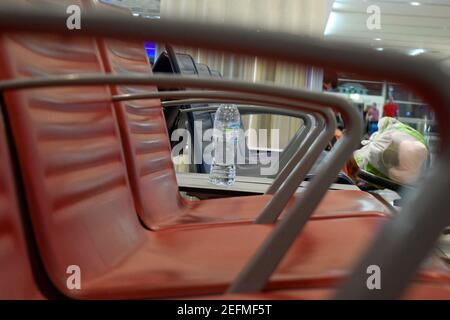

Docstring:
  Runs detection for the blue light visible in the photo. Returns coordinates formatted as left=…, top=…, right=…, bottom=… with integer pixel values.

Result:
left=144, top=41, right=157, bottom=64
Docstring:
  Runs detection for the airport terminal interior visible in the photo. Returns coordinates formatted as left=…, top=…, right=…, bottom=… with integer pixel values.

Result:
left=0, top=0, right=449, bottom=301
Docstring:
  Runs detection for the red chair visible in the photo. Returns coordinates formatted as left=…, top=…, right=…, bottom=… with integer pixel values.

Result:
left=0, top=28, right=380, bottom=300
left=0, top=0, right=447, bottom=300
left=95, top=35, right=390, bottom=230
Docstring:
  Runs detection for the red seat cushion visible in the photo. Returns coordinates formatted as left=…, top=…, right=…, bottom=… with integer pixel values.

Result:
left=155, top=191, right=390, bottom=230
left=58, top=217, right=388, bottom=298
left=56, top=217, right=449, bottom=299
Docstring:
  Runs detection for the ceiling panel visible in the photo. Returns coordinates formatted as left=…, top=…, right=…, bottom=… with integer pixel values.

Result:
left=325, top=0, right=450, bottom=61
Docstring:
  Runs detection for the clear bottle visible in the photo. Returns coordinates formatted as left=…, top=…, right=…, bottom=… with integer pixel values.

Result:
left=209, top=104, right=241, bottom=186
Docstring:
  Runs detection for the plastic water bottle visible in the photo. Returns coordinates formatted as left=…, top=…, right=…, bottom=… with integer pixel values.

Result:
left=209, top=104, right=241, bottom=186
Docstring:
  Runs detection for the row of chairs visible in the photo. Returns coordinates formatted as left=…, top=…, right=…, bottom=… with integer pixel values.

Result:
left=153, top=45, right=356, bottom=185
left=0, top=0, right=448, bottom=299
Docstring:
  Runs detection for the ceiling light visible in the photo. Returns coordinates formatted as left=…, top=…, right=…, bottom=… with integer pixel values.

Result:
left=374, top=38, right=382, bottom=41
left=375, top=48, right=384, bottom=51
left=349, top=93, right=361, bottom=102
left=410, top=2, right=421, bottom=6
left=324, top=12, right=337, bottom=36
left=409, top=48, right=425, bottom=56
left=332, top=1, right=343, bottom=10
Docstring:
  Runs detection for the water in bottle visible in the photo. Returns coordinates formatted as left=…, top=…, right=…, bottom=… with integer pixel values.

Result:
left=209, top=104, right=241, bottom=186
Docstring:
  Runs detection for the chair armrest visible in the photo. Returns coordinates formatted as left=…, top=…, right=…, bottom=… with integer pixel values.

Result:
left=357, top=169, right=415, bottom=193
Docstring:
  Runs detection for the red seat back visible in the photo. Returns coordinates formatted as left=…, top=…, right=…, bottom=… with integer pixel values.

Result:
left=98, top=38, right=186, bottom=229
left=0, top=0, right=146, bottom=295
left=93, top=2, right=186, bottom=229
left=0, top=106, right=42, bottom=299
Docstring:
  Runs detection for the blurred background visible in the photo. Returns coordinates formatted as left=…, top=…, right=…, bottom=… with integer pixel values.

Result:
left=100, top=0, right=449, bottom=160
